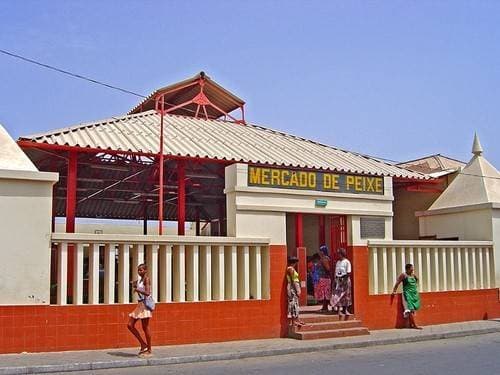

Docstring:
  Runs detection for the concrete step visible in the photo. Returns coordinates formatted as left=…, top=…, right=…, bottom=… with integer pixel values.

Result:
left=293, top=319, right=364, bottom=332
left=289, top=327, right=370, bottom=340
left=301, top=314, right=343, bottom=323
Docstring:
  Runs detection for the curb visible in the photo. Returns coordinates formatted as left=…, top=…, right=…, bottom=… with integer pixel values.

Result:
left=1, top=327, right=499, bottom=374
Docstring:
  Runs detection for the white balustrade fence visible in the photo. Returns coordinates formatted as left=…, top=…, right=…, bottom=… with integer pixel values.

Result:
left=368, top=240, right=495, bottom=295
left=51, top=233, right=270, bottom=305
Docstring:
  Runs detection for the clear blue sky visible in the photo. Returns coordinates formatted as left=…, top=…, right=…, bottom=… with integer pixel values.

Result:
left=1, top=1, right=499, bottom=167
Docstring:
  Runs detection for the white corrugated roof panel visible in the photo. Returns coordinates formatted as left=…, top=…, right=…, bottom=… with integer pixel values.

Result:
left=20, top=111, right=426, bottom=179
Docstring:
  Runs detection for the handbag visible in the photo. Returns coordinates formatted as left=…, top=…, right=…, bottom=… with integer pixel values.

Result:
left=143, top=295, right=156, bottom=311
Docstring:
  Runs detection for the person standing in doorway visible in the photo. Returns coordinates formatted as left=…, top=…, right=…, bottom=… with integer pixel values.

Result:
left=331, top=248, right=352, bottom=317
left=392, top=263, right=422, bottom=329
left=314, top=245, right=332, bottom=312
left=286, top=257, right=305, bottom=327
left=127, top=263, right=153, bottom=356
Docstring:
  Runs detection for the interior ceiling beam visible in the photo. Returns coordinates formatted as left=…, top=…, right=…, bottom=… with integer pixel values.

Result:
left=77, top=167, right=152, bottom=204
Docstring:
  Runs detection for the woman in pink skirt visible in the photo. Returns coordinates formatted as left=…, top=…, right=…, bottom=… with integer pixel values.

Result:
left=127, top=263, right=152, bottom=356
left=314, top=245, right=332, bottom=312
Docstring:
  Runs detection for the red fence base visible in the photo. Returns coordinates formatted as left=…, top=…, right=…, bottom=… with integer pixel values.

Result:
left=0, top=245, right=289, bottom=354
left=350, top=245, right=500, bottom=330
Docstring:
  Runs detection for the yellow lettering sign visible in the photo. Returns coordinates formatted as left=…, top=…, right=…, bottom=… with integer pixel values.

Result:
left=281, top=170, right=290, bottom=186
left=355, top=176, right=363, bottom=191
left=346, top=175, right=355, bottom=191
left=271, top=169, right=280, bottom=185
left=249, top=167, right=261, bottom=185
left=323, top=174, right=331, bottom=189
left=248, top=167, right=383, bottom=195
left=261, top=168, right=270, bottom=185
left=332, top=174, right=339, bottom=189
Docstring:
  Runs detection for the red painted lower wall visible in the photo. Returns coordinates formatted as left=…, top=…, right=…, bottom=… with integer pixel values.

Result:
left=0, top=245, right=288, bottom=354
left=1, top=244, right=499, bottom=354
left=350, top=246, right=500, bottom=330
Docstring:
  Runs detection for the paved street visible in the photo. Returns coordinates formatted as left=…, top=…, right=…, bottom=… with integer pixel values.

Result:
left=59, top=332, right=500, bottom=375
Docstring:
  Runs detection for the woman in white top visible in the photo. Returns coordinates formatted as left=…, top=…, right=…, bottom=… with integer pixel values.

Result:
left=331, top=248, right=352, bottom=317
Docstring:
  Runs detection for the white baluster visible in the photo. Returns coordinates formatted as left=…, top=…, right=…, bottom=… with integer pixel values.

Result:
left=57, top=242, right=68, bottom=305
left=104, top=243, right=116, bottom=304
left=212, top=245, right=225, bottom=301
left=433, top=247, right=440, bottom=292
left=173, top=245, right=185, bottom=302
left=391, top=247, right=397, bottom=287
left=237, top=245, right=250, bottom=300
left=72, top=243, right=84, bottom=305
left=478, top=247, right=484, bottom=289
left=441, top=248, right=447, bottom=291
left=261, top=246, right=270, bottom=299
left=225, top=245, right=238, bottom=300
left=131, top=244, right=144, bottom=302
left=199, top=245, right=212, bottom=301
left=464, top=247, right=470, bottom=290
left=88, top=243, right=100, bottom=304
left=456, top=247, right=463, bottom=290
left=485, top=247, right=491, bottom=289
left=118, top=244, right=130, bottom=303
left=399, top=247, right=405, bottom=273
left=186, top=245, right=199, bottom=302
left=409, top=247, right=414, bottom=267
left=146, top=244, right=159, bottom=302
left=471, top=248, right=477, bottom=289
left=382, top=247, right=388, bottom=294
left=416, top=248, right=423, bottom=289
left=250, top=246, right=262, bottom=300
left=159, top=244, right=172, bottom=302
left=425, top=247, right=432, bottom=292
left=371, top=247, right=379, bottom=295
left=449, top=248, right=455, bottom=291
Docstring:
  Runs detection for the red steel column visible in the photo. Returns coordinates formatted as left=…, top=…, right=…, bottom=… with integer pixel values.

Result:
left=319, top=215, right=325, bottom=246
left=295, top=213, right=303, bottom=248
left=296, top=246, right=307, bottom=306
left=158, top=106, right=165, bottom=235
left=177, top=160, right=186, bottom=235
left=218, top=203, right=226, bottom=236
left=195, top=209, right=200, bottom=236
left=66, top=151, right=77, bottom=297
left=295, top=213, right=306, bottom=305
left=66, top=151, right=77, bottom=233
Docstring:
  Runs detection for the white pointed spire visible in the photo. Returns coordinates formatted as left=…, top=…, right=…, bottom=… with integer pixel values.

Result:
left=472, top=132, right=483, bottom=156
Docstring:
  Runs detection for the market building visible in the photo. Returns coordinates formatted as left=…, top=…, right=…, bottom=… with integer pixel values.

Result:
left=0, top=73, right=498, bottom=353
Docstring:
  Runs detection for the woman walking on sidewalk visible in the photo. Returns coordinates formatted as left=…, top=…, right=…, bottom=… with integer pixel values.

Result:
left=287, top=256, right=305, bottom=328
left=331, top=248, right=352, bottom=317
left=128, top=263, right=154, bottom=356
left=392, top=263, right=422, bottom=329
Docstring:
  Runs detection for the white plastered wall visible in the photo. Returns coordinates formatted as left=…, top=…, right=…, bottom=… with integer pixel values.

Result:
left=348, top=215, right=394, bottom=246
left=493, top=210, right=500, bottom=285
left=418, top=207, right=499, bottom=286
left=226, top=164, right=394, bottom=246
left=418, top=209, right=493, bottom=241
left=0, top=170, right=58, bottom=304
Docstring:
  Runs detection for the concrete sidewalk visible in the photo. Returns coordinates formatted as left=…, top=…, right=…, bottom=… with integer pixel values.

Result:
left=1, top=320, right=499, bottom=375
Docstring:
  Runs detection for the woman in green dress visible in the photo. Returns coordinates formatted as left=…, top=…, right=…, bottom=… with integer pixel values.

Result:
left=392, top=263, right=422, bottom=329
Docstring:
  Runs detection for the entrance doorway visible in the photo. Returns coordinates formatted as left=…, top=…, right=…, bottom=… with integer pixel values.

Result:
left=286, top=213, right=348, bottom=305
left=286, top=214, right=347, bottom=258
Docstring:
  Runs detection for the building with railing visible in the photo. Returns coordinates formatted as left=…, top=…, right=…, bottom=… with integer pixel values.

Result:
left=0, top=73, right=498, bottom=353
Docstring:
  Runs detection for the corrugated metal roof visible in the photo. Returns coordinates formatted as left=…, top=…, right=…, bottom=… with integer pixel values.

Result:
left=128, top=72, right=245, bottom=118
left=20, top=111, right=426, bottom=179
left=398, top=154, right=465, bottom=174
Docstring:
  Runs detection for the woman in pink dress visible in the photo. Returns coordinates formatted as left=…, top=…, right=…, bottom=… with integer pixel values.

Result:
left=127, top=264, right=153, bottom=356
